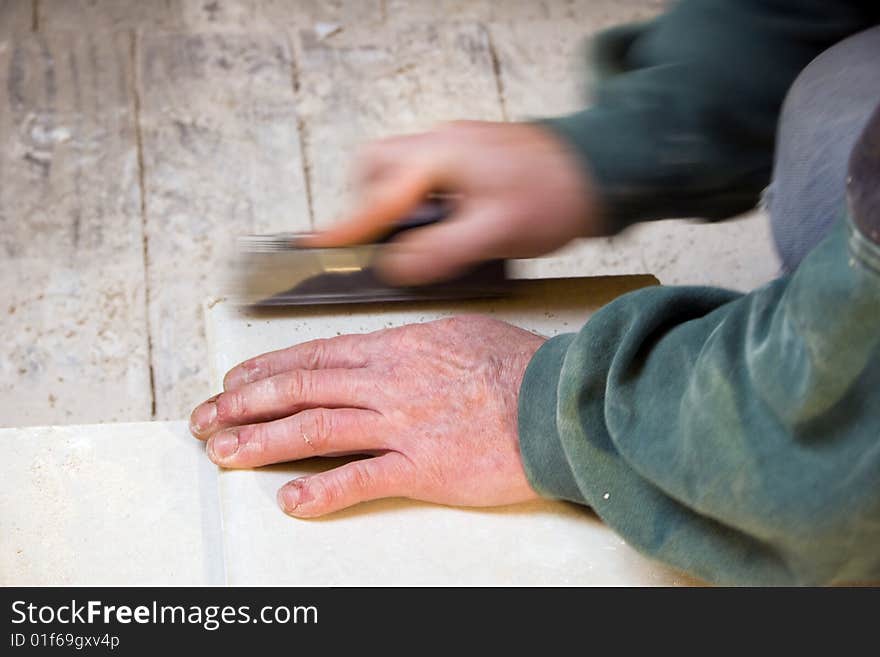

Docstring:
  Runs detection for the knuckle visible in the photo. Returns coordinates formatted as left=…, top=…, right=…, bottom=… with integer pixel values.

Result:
left=238, top=424, right=267, bottom=456
left=423, top=459, right=449, bottom=492
left=215, top=391, right=243, bottom=422
left=346, top=461, right=374, bottom=494
left=305, top=339, right=330, bottom=369
left=310, top=463, right=375, bottom=512
left=221, top=369, right=236, bottom=390
left=246, top=357, right=265, bottom=379
left=281, top=370, right=308, bottom=401
left=441, top=315, right=465, bottom=329
left=440, top=314, right=481, bottom=337
left=224, top=358, right=261, bottom=389
left=300, top=409, right=333, bottom=451
left=385, top=324, right=422, bottom=351
left=308, top=475, right=339, bottom=509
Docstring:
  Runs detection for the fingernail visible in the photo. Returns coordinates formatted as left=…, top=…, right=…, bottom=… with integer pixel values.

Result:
left=278, top=479, right=313, bottom=515
left=190, top=401, right=217, bottom=435
left=208, top=431, right=239, bottom=462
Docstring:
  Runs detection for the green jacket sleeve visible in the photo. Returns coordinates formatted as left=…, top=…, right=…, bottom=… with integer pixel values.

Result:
left=542, top=0, right=878, bottom=230
left=517, top=113, right=880, bottom=585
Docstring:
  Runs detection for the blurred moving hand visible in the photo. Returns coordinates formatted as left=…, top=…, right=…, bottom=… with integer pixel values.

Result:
left=302, top=121, right=602, bottom=285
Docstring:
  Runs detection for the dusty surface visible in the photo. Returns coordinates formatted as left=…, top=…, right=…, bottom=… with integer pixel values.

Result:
left=293, top=21, right=503, bottom=227
left=1, top=0, right=779, bottom=426
left=0, top=421, right=223, bottom=585
left=0, top=0, right=32, bottom=35
left=137, top=31, right=309, bottom=419
left=0, top=414, right=696, bottom=586
left=0, top=31, right=151, bottom=425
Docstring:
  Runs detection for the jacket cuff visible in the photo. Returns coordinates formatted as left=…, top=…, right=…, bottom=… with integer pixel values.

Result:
left=538, top=111, right=646, bottom=233
left=539, top=112, right=766, bottom=233
left=517, top=333, right=585, bottom=504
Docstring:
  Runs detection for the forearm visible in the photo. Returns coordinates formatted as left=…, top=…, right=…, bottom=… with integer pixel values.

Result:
left=542, top=0, right=878, bottom=230
left=518, top=200, right=880, bottom=584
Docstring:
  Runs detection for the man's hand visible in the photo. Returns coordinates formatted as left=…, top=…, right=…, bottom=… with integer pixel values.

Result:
left=189, top=316, right=545, bottom=517
left=301, top=120, right=602, bottom=285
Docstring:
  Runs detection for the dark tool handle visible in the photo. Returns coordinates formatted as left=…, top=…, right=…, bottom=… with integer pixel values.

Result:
left=378, top=198, right=453, bottom=244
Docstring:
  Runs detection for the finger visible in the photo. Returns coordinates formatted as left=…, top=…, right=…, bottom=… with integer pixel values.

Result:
left=377, top=204, right=504, bottom=285
left=188, top=393, right=221, bottom=438
left=223, top=335, right=370, bottom=391
left=301, top=167, right=435, bottom=247
left=277, top=451, right=412, bottom=518
left=190, top=368, right=374, bottom=439
left=351, top=133, right=424, bottom=189
left=206, top=408, right=385, bottom=468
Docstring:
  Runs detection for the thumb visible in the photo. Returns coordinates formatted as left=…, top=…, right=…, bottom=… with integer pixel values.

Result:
left=377, top=205, right=504, bottom=285
left=277, top=452, right=412, bottom=517
left=302, top=168, right=434, bottom=248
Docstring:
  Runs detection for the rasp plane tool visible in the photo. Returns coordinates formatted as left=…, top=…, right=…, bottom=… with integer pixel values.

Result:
left=228, top=200, right=512, bottom=307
